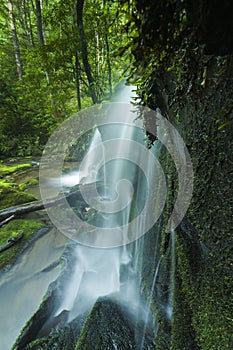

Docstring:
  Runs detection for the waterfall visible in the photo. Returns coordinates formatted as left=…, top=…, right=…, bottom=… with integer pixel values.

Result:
left=6, top=85, right=175, bottom=350
left=55, top=105, right=148, bottom=322
left=52, top=91, right=164, bottom=340
left=0, top=86, right=182, bottom=350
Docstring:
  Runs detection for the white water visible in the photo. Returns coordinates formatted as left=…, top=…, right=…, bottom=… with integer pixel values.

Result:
left=54, top=87, right=149, bottom=323
left=0, top=85, right=169, bottom=349
left=140, top=255, right=163, bottom=349
left=167, top=229, right=176, bottom=319
left=0, top=228, right=67, bottom=350
left=61, top=129, right=104, bottom=187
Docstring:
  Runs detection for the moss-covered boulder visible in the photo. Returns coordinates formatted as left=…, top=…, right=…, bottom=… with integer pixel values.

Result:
left=0, top=219, right=45, bottom=271
left=0, top=179, right=37, bottom=210
left=0, top=162, right=32, bottom=178
left=76, top=297, right=155, bottom=350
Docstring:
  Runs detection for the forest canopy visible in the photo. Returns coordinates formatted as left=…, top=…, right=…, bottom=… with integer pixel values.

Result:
left=0, top=0, right=130, bottom=157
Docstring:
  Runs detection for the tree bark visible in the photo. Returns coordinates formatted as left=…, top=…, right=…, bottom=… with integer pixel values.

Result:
left=0, top=214, right=15, bottom=228
left=35, top=0, right=45, bottom=44
left=35, top=0, right=52, bottom=86
left=75, top=51, right=82, bottom=110
left=103, top=0, right=112, bottom=96
left=76, top=0, right=98, bottom=104
left=7, top=0, right=23, bottom=79
left=23, top=0, right=35, bottom=46
left=105, top=28, right=112, bottom=96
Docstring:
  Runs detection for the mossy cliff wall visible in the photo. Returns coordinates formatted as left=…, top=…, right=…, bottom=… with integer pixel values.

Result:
left=128, top=1, right=232, bottom=349
left=162, top=54, right=232, bottom=350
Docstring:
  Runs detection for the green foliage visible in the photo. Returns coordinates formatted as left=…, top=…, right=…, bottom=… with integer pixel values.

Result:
left=0, top=0, right=129, bottom=157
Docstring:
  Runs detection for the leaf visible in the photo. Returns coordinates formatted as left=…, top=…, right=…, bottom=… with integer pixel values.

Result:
left=218, top=121, right=230, bottom=130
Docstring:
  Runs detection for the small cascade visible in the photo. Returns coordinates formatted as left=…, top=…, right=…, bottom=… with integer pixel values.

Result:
left=62, top=246, right=121, bottom=322
left=79, top=128, right=104, bottom=184
left=167, top=229, right=176, bottom=320
left=140, top=255, right=163, bottom=349
left=61, top=129, right=104, bottom=188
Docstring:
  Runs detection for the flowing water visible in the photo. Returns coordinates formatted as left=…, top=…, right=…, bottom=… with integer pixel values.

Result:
left=0, top=85, right=175, bottom=349
left=0, top=228, right=67, bottom=350
left=49, top=90, right=159, bottom=330
left=44, top=90, right=165, bottom=347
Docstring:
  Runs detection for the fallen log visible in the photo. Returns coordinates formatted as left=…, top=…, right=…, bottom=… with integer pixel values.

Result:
left=0, top=232, right=24, bottom=253
left=0, top=214, right=15, bottom=228
left=0, top=182, right=102, bottom=221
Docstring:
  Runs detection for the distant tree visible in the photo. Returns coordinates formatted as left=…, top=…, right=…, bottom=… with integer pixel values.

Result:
left=76, top=0, right=99, bottom=104
left=35, top=0, right=45, bottom=44
left=7, top=0, right=23, bottom=79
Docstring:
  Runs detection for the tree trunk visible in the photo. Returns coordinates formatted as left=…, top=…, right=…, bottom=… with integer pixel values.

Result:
left=23, top=0, right=35, bottom=46
left=7, top=1, right=23, bottom=79
left=105, top=30, right=112, bottom=96
left=76, top=0, right=98, bottom=104
left=16, top=0, right=31, bottom=47
left=103, top=0, right=112, bottom=96
left=75, top=51, right=82, bottom=110
left=35, top=0, right=51, bottom=86
left=0, top=214, right=15, bottom=228
left=35, top=0, right=45, bottom=44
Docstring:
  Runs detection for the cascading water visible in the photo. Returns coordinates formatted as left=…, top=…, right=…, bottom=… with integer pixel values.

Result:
left=53, top=103, right=154, bottom=326
left=3, top=85, right=178, bottom=350
left=43, top=91, right=165, bottom=347
left=167, top=229, right=176, bottom=320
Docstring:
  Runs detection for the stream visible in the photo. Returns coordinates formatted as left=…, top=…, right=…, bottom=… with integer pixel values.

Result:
left=0, top=226, right=67, bottom=350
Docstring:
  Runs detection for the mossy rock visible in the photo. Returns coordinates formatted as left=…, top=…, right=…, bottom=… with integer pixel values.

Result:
left=22, top=312, right=83, bottom=350
left=0, top=180, right=37, bottom=210
left=19, top=179, right=38, bottom=191
left=0, top=219, right=44, bottom=270
left=76, top=297, right=155, bottom=350
left=0, top=163, right=32, bottom=177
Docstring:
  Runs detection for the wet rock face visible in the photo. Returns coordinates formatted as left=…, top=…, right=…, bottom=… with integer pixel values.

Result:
left=76, top=297, right=155, bottom=350
left=15, top=295, right=155, bottom=350
left=77, top=299, right=135, bottom=349
left=21, top=312, right=85, bottom=350
left=190, top=0, right=233, bottom=55
left=143, top=41, right=233, bottom=350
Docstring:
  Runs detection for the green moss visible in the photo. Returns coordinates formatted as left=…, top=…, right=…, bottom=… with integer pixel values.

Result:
left=0, top=179, right=37, bottom=210
left=155, top=312, right=171, bottom=350
left=0, top=164, right=36, bottom=209
left=171, top=272, right=200, bottom=350
left=24, top=337, right=48, bottom=350
left=0, top=163, right=32, bottom=177
left=0, top=219, right=44, bottom=270
left=173, top=229, right=232, bottom=350
left=0, top=188, right=36, bottom=210
left=0, top=179, right=18, bottom=190
left=19, top=178, right=38, bottom=191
